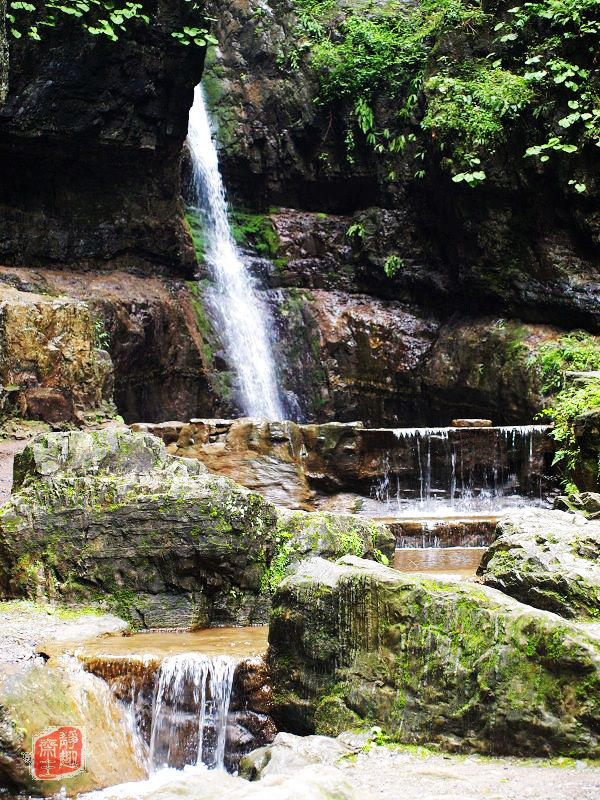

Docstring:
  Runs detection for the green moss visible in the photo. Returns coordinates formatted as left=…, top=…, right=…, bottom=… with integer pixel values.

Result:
left=314, top=693, right=364, bottom=736
left=185, top=208, right=207, bottom=263
left=231, top=211, right=280, bottom=258
left=105, top=589, right=138, bottom=626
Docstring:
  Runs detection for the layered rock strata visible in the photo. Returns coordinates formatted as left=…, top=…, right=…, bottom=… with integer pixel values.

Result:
left=138, top=417, right=555, bottom=509
left=0, top=429, right=394, bottom=626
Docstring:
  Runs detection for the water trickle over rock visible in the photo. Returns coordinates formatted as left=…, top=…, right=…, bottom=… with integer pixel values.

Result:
left=149, top=654, right=235, bottom=772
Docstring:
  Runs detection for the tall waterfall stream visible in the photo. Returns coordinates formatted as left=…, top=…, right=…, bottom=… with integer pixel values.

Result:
left=187, top=85, right=285, bottom=420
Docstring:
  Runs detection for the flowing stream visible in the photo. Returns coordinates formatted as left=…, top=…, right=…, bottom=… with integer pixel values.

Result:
left=187, top=85, right=285, bottom=420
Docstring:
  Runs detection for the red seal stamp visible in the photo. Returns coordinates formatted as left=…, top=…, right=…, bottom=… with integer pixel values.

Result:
left=32, top=726, right=85, bottom=780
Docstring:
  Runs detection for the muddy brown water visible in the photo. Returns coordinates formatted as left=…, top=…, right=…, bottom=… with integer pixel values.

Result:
left=393, top=547, right=486, bottom=578
left=42, top=626, right=270, bottom=664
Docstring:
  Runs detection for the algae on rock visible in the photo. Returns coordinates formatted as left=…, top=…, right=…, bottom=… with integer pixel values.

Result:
left=478, top=509, right=600, bottom=620
left=269, top=556, right=600, bottom=757
left=0, top=430, right=393, bottom=628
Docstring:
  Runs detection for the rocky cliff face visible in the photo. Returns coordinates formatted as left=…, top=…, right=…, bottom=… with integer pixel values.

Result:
left=0, top=4, right=205, bottom=274
left=0, top=284, right=114, bottom=424
left=0, top=0, right=597, bottom=428
left=203, top=0, right=600, bottom=333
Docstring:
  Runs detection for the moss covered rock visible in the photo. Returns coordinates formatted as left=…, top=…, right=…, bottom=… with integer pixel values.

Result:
left=0, top=429, right=276, bottom=627
left=269, top=556, right=600, bottom=757
left=263, top=510, right=394, bottom=593
left=0, top=430, right=392, bottom=628
left=478, top=510, right=600, bottom=620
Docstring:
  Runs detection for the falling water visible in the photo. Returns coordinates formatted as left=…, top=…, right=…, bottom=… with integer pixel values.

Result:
left=149, top=654, right=235, bottom=772
left=187, top=85, right=285, bottom=420
left=371, top=424, right=551, bottom=515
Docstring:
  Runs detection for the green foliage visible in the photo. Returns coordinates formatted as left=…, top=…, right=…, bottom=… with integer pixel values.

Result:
left=494, top=0, right=600, bottom=187
left=8, top=0, right=217, bottom=46
left=383, top=254, right=405, bottom=277
left=260, top=528, right=297, bottom=595
left=93, top=317, right=110, bottom=349
left=346, top=222, right=365, bottom=240
left=533, top=332, right=600, bottom=392
left=540, top=383, right=600, bottom=475
left=423, top=63, right=534, bottom=175
left=286, top=0, right=489, bottom=177
left=286, top=0, right=598, bottom=189
left=185, top=207, right=206, bottom=262
left=363, top=725, right=393, bottom=751
left=310, top=8, right=428, bottom=104
left=532, top=333, right=600, bottom=482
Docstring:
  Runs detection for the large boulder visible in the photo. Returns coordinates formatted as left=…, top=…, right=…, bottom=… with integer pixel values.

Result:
left=240, top=731, right=353, bottom=781
left=477, top=510, right=600, bottom=620
left=0, top=430, right=393, bottom=627
left=269, top=556, right=600, bottom=757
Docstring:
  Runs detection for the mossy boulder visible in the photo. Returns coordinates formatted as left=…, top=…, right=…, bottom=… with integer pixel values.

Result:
left=478, top=510, right=600, bottom=620
left=0, top=430, right=392, bottom=628
left=0, top=429, right=276, bottom=627
left=269, top=556, right=600, bottom=757
left=263, top=510, right=394, bottom=593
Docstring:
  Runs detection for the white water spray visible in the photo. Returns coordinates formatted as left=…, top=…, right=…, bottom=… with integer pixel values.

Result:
left=149, top=654, right=235, bottom=772
left=187, top=85, right=285, bottom=420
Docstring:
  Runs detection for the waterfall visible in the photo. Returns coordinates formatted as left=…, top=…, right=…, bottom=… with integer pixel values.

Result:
left=187, top=85, right=285, bottom=420
left=148, top=654, right=235, bottom=772
left=372, top=424, right=550, bottom=514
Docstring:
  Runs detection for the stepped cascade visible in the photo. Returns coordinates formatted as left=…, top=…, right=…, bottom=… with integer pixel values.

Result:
left=187, top=85, right=285, bottom=421
left=370, top=424, right=551, bottom=516
left=149, top=654, right=235, bottom=772
left=1, top=0, right=600, bottom=796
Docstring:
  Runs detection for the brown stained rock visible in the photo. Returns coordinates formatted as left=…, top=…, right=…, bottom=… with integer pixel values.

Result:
left=162, top=418, right=555, bottom=508
left=269, top=288, right=440, bottom=425
left=23, top=388, right=72, bottom=425
left=0, top=268, right=233, bottom=424
left=268, top=280, right=573, bottom=426
left=167, top=417, right=314, bottom=509
left=0, top=287, right=114, bottom=424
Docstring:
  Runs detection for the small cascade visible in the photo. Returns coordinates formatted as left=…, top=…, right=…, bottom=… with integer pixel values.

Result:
left=372, top=424, right=552, bottom=515
left=187, top=85, right=285, bottom=420
left=148, top=654, right=235, bottom=772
